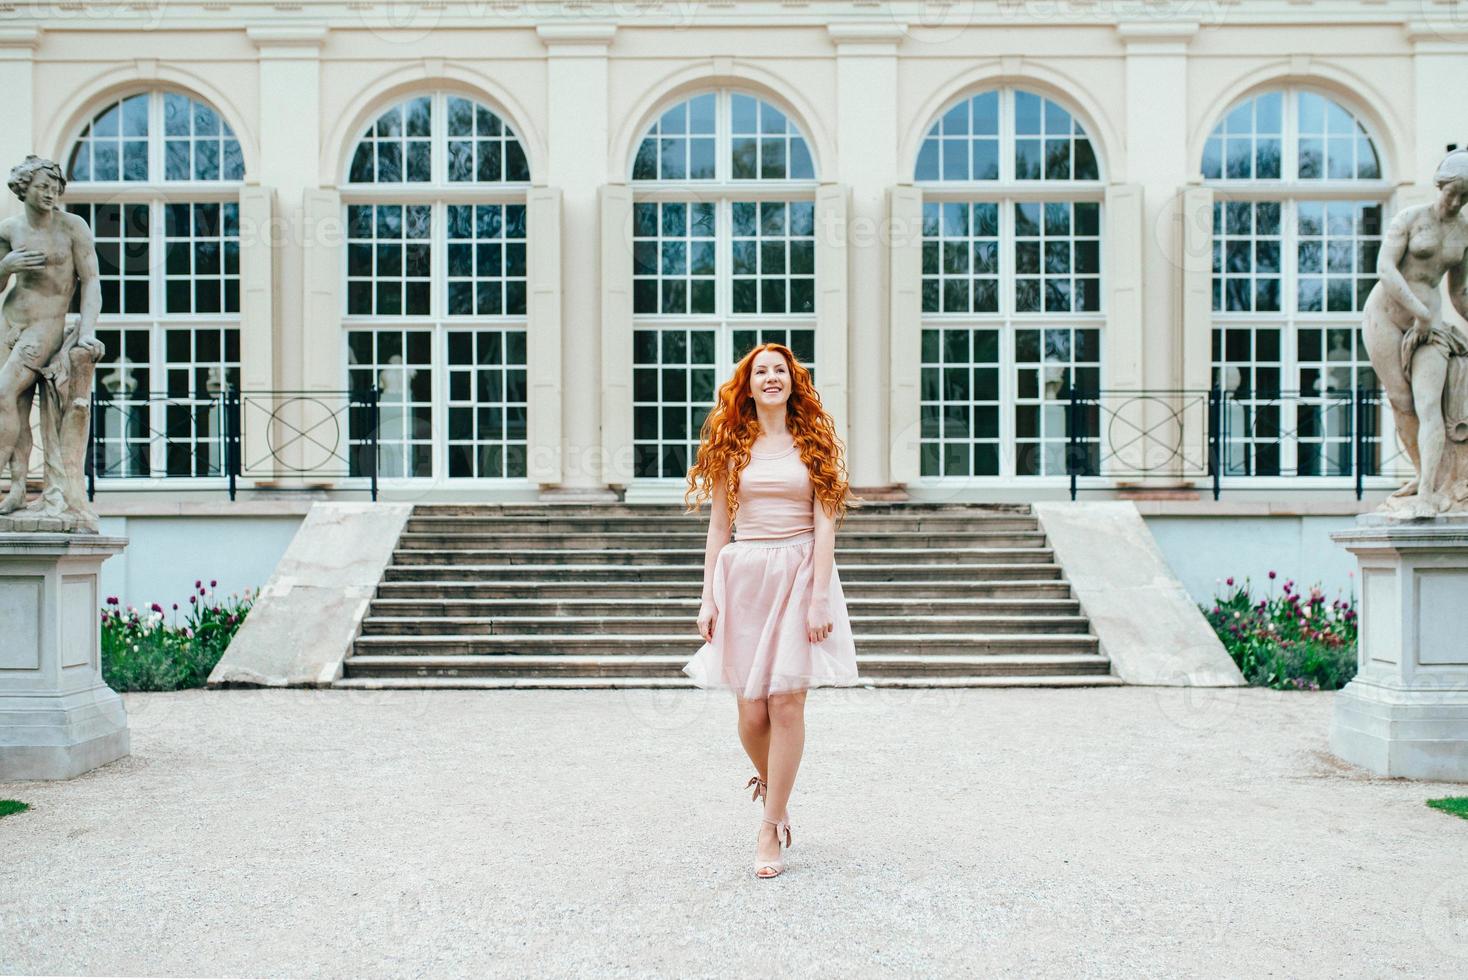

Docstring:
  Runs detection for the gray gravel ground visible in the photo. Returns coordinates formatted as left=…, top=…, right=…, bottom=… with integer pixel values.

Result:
left=2, top=685, right=1466, bottom=979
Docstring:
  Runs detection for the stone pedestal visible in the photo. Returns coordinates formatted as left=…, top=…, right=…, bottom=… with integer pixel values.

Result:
left=0, top=534, right=130, bottom=780
left=1329, top=516, right=1468, bottom=782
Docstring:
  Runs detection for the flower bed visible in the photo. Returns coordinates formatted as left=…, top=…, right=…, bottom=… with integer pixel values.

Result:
left=101, top=581, right=255, bottom=692
left=1202, top=572, right=1358, bottom=691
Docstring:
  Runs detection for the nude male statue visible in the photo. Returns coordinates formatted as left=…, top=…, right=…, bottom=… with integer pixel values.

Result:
left=1361, top=148, right=1468, bottom=517
left=0, top=154, right=105, bottom=530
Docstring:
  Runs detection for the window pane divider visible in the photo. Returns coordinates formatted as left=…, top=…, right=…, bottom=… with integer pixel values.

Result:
left=1210, top=181, right=1393, bottom=202
left=339, top=185, right=530, bottom=206
left=917, top=184, right=1104, bottom=203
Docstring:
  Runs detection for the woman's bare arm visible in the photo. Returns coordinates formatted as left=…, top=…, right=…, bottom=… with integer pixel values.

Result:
left=1376, top=209, right=1434, bottom=321
left=701, top=471, right=732, bottom=600
left=807, top=496, right=836, bottom=642
left=699, top=469, right=732, bottom=616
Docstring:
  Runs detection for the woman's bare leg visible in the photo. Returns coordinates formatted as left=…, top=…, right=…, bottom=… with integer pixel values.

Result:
left=736, top=695, right=771, bottom=785
left=756, top=689, right=807, bottom=870
left=1362, top=307, right=1420, bottom=476
left=1411, top=344, right=1451, bottom=513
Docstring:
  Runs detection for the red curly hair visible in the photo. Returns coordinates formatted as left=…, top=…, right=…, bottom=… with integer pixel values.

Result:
left=683, top=343, right=859, bottom=530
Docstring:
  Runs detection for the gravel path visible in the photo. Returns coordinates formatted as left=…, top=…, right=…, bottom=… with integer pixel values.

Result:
left=2, top=685, right=1465, bottom=978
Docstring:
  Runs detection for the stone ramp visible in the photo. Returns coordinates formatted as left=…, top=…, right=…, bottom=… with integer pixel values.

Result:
left=207, top=502, right=412, bottom=687
left=1033, top=502, right=1245, bottom=686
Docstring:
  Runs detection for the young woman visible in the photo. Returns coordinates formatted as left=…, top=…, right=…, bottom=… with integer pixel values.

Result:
left=681, top=342, right=861, bottom=879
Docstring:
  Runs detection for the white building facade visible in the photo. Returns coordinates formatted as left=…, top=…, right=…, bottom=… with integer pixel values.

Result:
left=1, top=1, right=1463, bottom=601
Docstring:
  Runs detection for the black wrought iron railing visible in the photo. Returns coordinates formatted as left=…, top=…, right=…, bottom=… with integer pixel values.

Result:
left=81, top=387, right=383, bottom=501
left=18, top=384, right=1405, bottom=504
left=1062, top=386, right=1406, bottom=501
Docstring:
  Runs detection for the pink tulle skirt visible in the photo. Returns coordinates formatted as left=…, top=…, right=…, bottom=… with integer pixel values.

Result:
left=682, top=530, right=861, bottom=700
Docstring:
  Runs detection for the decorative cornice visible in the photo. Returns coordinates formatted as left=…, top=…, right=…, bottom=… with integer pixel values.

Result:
left=0, top=26, right=41, bottom=49
left=0, top=1, right=1454, bottom=34
left=1116, top=21, right=1200, bottom=48
left=1405, top=20, right=1468, bottom=48
left=827, top=21, right=906, bottom=56
left=827, top=22, right=909, bottom=44
left=246, top=24, right=328, bottom=50
left=535, top=24, right=616, bottom=43
left=535, top=23, right=616, bottom=54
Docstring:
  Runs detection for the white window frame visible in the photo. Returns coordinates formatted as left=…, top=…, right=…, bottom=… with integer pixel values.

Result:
left=628, top=88, right=820, bottom=485
left=339, top=90, right=534, bottom=487
left=1203, top=85, right=1404, bottom=491
left=914, top=87, right=1107, bottom=487
left=63, top=88, right=245, bottom=489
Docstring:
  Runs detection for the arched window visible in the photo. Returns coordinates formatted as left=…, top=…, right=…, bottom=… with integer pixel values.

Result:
left=341, top=91, right=531, bottom=481
left=914, top=88, right=1104, bottom=478
left=629, top=89, right=819, bottom=480
left=1203, top=88, right=1389, bottom=479
left=64, top=89, right=245, bottom=481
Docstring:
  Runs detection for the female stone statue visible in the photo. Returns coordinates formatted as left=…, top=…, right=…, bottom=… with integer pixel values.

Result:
left=1362, top=148, right=1468, bottom=517
left=0, top=155, right=104, bottom=531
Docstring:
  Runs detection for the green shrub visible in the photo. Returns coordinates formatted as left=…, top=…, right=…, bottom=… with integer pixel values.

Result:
left=1202, top=572, right=1358, bottom=691
left=101, top=581, right=255, bottom=692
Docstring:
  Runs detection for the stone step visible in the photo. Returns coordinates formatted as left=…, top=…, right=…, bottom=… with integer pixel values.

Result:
left=350, top=633, right=1100, bottom=657
left=358, top=613, right=1093, bottom=637
left=380, top=562, right=1066, bottom=583
left=339, top=500, right=1114, bottom=689
left=331, top=673, right=1127, bottom=690
left=394, top=530, right=1051, bottom=550
left=340, top=652, right=1112, bottom=678
left=402, top=516, right=1043, bottom=535
left=409, top=502, right=1036, bottom=518
left=374, top=579, right=1077, bottom=599
left=363, top=597, right=1084, bottom=618
left=388, top=546, right=1056, bottom=567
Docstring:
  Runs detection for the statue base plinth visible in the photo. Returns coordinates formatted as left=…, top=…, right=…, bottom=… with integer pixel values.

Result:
left=0, top=533, right=129, bottom=781
left=1328, top=517, right=1468, bottom=782
left=0, top=512, right=99, bottom=534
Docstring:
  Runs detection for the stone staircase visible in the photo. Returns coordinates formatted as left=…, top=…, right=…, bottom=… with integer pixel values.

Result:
left=333, top=502, right=1123, bottom=689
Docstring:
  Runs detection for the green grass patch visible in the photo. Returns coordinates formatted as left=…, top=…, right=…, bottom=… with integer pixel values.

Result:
left=0, top=800, right=30, bottom=819
left=1427, top=797, right=1468, bottom=821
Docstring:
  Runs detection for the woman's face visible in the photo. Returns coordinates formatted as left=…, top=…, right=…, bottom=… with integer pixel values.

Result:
left=1437, top=174, right=1467, bottom=216
left=749, top=351, right=792, bottom=409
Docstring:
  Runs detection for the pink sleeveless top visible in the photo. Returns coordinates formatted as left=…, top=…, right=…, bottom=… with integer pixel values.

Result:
left=732, top=444, right=815, bottom=541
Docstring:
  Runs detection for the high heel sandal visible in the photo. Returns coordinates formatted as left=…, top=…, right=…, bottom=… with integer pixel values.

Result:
left=755, top=814, right=792, bottom=878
